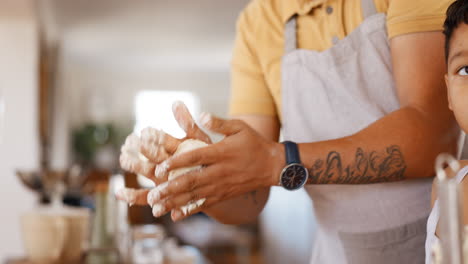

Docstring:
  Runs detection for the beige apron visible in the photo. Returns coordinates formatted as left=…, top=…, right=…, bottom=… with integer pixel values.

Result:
left=281, top=0, right=431, bottom=263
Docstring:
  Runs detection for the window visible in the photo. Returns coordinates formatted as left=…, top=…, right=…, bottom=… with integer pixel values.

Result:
left=134, top=90, right=200, bottom=138
left=134, top=90, right=200, bottom=186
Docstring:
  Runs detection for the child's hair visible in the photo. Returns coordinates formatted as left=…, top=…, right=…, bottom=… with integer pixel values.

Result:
left=444, top=0, right=468, bottom=62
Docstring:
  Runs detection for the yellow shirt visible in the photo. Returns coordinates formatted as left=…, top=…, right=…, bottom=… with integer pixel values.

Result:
left=229, top=0, right=454, bottom=119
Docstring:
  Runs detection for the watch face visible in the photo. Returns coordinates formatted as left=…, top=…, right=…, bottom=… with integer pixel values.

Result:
left=281, top=164, right=308, bottom=190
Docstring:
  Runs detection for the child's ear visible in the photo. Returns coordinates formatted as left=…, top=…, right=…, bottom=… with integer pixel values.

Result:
left=445, top=74, right=453, bottom=111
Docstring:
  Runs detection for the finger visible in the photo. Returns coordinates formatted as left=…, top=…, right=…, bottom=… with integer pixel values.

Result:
left=121, top=133, right=141, bottom=155
left=154, top=139, right=209, bottom=181
left=140, top=143, right=169, bottom=164
left=171, top=196, right=220, bottom=221
left=153, top=161, right=170, bottom=184
left=140, top=127, right=181, bottom=155
left=172, top=101, right=211, bottom=143
left=188, top=126, right=212, bottom=144
left=119, top=151, right=156, bottom=181
left=151, top=186, right=214, bottom=218
left=120, top=133, right=154, bottom=176
left=115, top=188, right=150, bottom=206
left=140, top=127, right=172, bottom=163
left=199, top=113, right=245, bottom=136
left=149, top=185, right=213, bottom=214
left=149, top=165, right=218, bottom=205
left=153, top=157, right=204, bottom=185
left=154, top=145, right=219, bottom=179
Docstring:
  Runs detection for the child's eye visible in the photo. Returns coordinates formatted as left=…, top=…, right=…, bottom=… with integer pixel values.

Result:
left=457, top=66, right=468, bottom=76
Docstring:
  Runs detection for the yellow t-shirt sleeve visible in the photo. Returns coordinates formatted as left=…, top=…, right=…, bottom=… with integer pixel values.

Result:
left=229, top=2, right=278, bottom=117
left=386, top=0, right=454, bottom=38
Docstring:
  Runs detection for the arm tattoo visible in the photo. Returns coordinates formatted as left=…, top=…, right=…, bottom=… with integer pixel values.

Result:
left=307, top=145, right=406, bottom=184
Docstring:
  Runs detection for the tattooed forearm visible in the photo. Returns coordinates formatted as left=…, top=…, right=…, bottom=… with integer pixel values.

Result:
left=307, top=145, right=406, bottom=184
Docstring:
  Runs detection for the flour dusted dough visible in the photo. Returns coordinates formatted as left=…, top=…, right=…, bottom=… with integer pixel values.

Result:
left=169, top=139, right=208, bottom=180
left=169, top=139, right=208, bottom=215
left=120, top=133, right=154, bottom=174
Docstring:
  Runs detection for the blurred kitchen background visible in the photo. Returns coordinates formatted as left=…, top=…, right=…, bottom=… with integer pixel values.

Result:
left=0, top=0, right=315, bottom=263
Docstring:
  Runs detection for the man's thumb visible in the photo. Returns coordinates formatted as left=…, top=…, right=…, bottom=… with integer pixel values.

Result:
left=172, top=101, right=195, bottom=133
left=199, top=112, right=244, bottom=136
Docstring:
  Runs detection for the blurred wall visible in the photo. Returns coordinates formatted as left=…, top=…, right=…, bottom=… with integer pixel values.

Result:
left=0, top=0, right=39, bottom=260
left=48, top=0, right=246, bottom=169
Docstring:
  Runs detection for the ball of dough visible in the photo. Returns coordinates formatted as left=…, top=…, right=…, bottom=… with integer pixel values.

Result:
left=168, top=139, right=208, bottom=216
left=168, top=139, right=208, bottom=180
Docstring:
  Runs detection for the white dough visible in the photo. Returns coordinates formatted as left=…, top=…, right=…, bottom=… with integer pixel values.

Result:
left=120, top=136, right=210, bottom=216
left=168, top=139, right=208, bottom=180
left=169, top=139, right=208, bottom=215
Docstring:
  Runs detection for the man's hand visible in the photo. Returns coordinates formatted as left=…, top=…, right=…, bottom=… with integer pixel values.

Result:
left=145, top=113, right=283, bottom=221
left=116, top=101, right=212, bottom=204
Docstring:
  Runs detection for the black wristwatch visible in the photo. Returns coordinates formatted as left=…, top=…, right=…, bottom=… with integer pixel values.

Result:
left=279, top=141, right=309, bottom=190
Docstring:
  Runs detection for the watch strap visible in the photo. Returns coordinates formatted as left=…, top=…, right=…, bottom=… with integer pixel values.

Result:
left=282, top=141, right=301, bottom=164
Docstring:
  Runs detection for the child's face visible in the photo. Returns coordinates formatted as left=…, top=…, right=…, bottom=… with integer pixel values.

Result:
left=446, top=23, right=468, bottom=133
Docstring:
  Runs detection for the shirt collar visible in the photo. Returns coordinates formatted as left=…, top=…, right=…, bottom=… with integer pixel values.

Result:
left=282, top=0, right=328, bottom=23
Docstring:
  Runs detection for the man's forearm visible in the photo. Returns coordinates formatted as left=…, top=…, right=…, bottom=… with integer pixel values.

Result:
left=297, top=106, right=459, bottom=184
left=291, top=32, right=458, bottom=185
left=305, top=144, right=406, bottom=184
left=202, top=106, right=458, bottom=224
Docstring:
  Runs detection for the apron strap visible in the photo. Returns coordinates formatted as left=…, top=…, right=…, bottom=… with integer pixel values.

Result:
left=361, top=0, right=378, bottom=19
left=455, top=164, right=468, bottom=184
left=284, top=15, right=297, bottom=53
left=461, top=132, right=468, bottom=159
